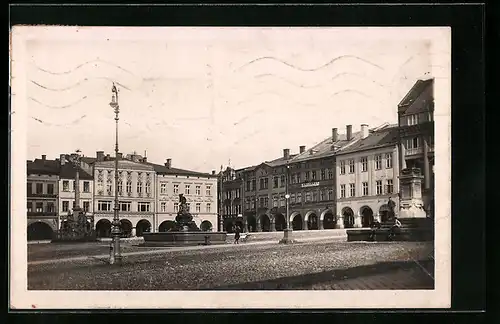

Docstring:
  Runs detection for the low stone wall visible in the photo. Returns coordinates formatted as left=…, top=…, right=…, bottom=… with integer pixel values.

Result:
left=142, top=231, right=227, bottom=247
left=347, top=227, right=434, bottom=242
left=227, top=229, right=347, bottom=243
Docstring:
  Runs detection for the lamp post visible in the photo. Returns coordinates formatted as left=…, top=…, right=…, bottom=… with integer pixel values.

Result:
left=109, top=83, right=122, bottom=265
left=280, top=161, right=293, bottom=244
left=219, top=166, right=224, bottom=232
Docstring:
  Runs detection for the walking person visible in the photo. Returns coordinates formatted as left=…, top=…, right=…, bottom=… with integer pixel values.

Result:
left=234, top=225, right=241, bottom=244
left=388, top=217, right=402, bottom=241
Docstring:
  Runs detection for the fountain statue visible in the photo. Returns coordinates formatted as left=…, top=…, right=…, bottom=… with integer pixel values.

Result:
left=172, top=194, right=201, bottom=232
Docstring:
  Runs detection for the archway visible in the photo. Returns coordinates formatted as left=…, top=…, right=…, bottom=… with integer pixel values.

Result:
left=159, top=220, right=176, bottom=232
left=200, top=220, right=213, bottom=231
left=246, top=215, right=257, bottom=232
left=136, top=219, right=152, bottom=236
left=322, top=211, right=336, bottom=229
left=259, top=214, right=271, bottom=232
left=120, top=219, right=133, bottom=237
left=291, top=213, right=303, bottom=230
left=379, top=204, right=390, bottom=223
left=95, top=219, right=111, bottom=238
left=360, top=206, right=374, bottom=227
left=307, top=213, right=319, bottom=230
left=274, top=213, right=286, bottom=231
left=342, top=207, right=355, bottom=228
left=224, top=218, right=234, bottom=233
left=27, top=222, right=53, bottom=241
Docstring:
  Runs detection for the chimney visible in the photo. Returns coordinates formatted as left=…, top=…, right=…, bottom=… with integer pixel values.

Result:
left=116, top=152, right=123, bottom=160
left=142, top=157, right=147, bottom=163
left=361, top=124, right=369, bottom=139
left=283, top=148, right=290, bottom=160
left=41, top=155, right=46, bottom=161
left=332, top=128, right=338, bottom=142
left=60, top=154, right=66, bottom=165
left=96, top=151, right=104, bottom=161
left=212, top=170, right=216, bottom=175
left=165, top=158, right=172, bottom=168
left=299, top=145, right=306, bottom=154
left=346, top=124, right=353, bottom=141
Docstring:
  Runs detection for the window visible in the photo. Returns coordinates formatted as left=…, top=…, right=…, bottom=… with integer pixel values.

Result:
left=120, top=201, right=131, bottom=212
left=264, top=178, right=269, bottom=189
left=305, top=191, right=311, bottom=202
left=386, top=179, right=394, bottom=194
left=349, top=183, right=356, bottom=197
left=27, top=183, right=32, bottom=195
left=136, top=182, right=143, bottom=194
left=98, top=200, right=112, bottom=211
left=160, top=183, right=167, bottom=194
left=277, top=196, right=283, bottom=207
left=280, top=175, right=285, bottom=187
left=117, top=181, right=123, bottom=194
left=328, top=168, right=333, bottom=179
left=328, top=189, right=333, bottom=201
left=361, top=157, right=368, bottom=172
left=340, top=161, right=346, bottom=175
left=62, top=181, right=69, bottom=192
left=407, top=137, right=420, bottom=149
left=126, top=181, right=132, bottom=194
left=273, top=177, right=279, bottom=188
left=62, top=201, right=69, bottom=212
left=83, top=181, right=90, bottom=192
left=348, top=159, right=355, bottom=173
left=160, top=202, right=166, bottom=212
left=246, top=181, right=251, bottom=191
left=27, top=201, right=32, bottom=212
left=236, top=189, right=240, bottom=198
left=290, top=194, right=296, bottom=204
left=312, top=171, right=317, bottom=180
left=385, top=153, right=393, bottom=168
left=252, top=179, right=256, bottom=191
left=107, top=181, right=112, bottom=194
left=206, top=203, right=211, bottom=213
left=174, top=203, right=179, bottom=213
left=296, top=192, right=302, bottom=203
left=145, top=183, right=151, bottom=194
left=36, top=183, right=43, bottom=194
left=312, top=191, right=318, bottom=202
left=173, top=184, right=179, bottom=194
left=138, top=202, right=150, bottom=212
left=362, top=182, right=369, bottom=196
left=45, top=202, right=53, bottom=212
left=296, top=173, right=301, bottom=183
left=206, top=185, right=211, bottom=196
left=376, top=180, right=383, bottom=195
left=320, top=169, right=326, bottom=180
left=195, top=185, right=201, bottom=195
left=375, top=155, right=382, bottom=170
left=47, top=183, right=54, bottom=195
left=259, top=179, right=264, bottom=189
left=407, top=114, right=419, bottom=126
left=195, top=203, right=201, bottom=213
left=340, top=184, right=346, bottom=198
left=36, top=202, right=43, bottom=212
left=83, top=201, right=90, bottom=212
left=305, top=171, right=310, bottom=181
left=320, top=190, right=326, bottom=201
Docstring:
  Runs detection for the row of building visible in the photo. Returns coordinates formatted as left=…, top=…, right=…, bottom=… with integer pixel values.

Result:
left=218, top=78, right=435, bottom=233
left=27, top=152, right=219, bottom=240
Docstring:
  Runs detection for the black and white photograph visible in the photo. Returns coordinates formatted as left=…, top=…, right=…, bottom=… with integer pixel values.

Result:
left=10, top=26, right=451, bottom=309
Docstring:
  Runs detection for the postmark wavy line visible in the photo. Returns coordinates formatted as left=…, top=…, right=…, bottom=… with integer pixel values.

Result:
left=29, top=96, right=88, bottom=109
left=31, top=58, right=137, bottom=76
left=30, top=115, right=87, bottom=127
left=30, top=78, right=133, bottom=92
left=234, top=55, right=385, bottom=73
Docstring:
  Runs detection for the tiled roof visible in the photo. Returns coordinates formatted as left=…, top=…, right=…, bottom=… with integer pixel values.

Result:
left=337, top=125, right=399, bottom=155
left=146, top=162, right=214, bottom=178
left=59, top=162, right=93, bottom=180
left=80, top=156, right=97, bottom=164
left=264, top=154, right=298, bottom=167
left=28, top=158, right=93, bottom=179
left=398, top=78, right=434, bottom=113
left=290, top=131, right=362, bottom=163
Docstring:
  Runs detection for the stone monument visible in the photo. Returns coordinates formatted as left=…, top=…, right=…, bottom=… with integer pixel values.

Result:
left=172, top=194, right=201, bottom=232
left=398, top=167, right=427, bottom=219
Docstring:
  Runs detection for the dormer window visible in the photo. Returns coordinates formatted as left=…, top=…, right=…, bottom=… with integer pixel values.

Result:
left=407, top=114, right=419, bottom=126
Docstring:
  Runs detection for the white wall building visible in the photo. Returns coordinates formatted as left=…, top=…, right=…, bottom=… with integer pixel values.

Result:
left=336, top=124, right=400, bottom=228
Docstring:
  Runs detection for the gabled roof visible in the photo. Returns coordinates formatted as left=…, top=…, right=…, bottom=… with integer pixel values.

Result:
left=27, top=159, right=60, bottom=176
left=336, top=125, right=399, bottom=155
left=398, top=78, right=434, bottom=113
left=59, top=162, right=93, bottom=180
left=146, top=162, right=214, bottom=178
left=290, top=131, right=362, bottom=163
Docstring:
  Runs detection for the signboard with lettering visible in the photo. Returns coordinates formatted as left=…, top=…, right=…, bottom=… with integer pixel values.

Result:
left=301, top=182, right=320, bottom=188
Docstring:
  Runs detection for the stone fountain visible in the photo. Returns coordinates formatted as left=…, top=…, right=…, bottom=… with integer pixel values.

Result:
left=142, top=194, right=227, bottom=246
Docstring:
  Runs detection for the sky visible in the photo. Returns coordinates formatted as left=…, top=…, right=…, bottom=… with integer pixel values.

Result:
left=19, top=27, right=450, bottom=172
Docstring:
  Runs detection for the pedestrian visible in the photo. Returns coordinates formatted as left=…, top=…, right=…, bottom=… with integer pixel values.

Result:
left=369, top=219, right=381, bottom=241
left=234, top=225, right=241, bottom=244
left=388, top=217, right=402, bottom=241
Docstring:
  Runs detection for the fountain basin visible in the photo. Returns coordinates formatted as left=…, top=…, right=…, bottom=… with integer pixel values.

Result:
left=142, top=231, right=227, bottom=247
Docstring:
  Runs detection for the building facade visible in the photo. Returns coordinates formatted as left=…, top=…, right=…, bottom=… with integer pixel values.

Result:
left=57, top=154, right=94, bottom=229
left=27, top=156, right=59, bottom=240
left=219, top=166, right=243, bottom=233
left=153, top=158, right=218, bottom=233
left=336, top=124, right=400, bottom=228
left=397, top=78, right=435, bottom=217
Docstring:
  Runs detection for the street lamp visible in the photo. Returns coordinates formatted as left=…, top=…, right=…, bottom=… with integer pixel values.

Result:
left=280, top=161, right=294, bottom=244
left=109, top=83, right=122, bottom=265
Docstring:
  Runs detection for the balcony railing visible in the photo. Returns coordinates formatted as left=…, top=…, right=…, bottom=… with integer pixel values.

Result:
left=405, top=146, right=435, bottom=156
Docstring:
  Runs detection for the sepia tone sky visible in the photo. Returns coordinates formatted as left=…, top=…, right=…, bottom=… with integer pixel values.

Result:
left=21, top=27, right=449, bottom=172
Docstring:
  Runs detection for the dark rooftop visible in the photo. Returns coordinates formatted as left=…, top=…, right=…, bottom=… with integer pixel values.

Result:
left=397, top=78, right=434, bottom=113
left=337, top=125, right=399, bottom=155
left=28, top=158, right=93, bottom=179
left=145, top=162, right=214, bottom=178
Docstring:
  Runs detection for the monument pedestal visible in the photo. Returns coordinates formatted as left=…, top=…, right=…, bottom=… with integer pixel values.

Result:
left=399, top=168, right=427, bottom=219
left=279, top=228, right=296, bottom=244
